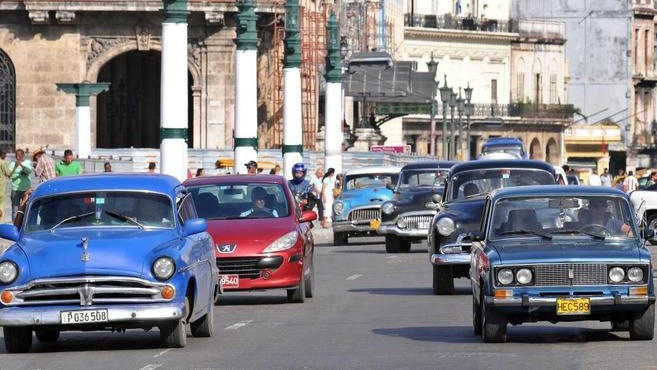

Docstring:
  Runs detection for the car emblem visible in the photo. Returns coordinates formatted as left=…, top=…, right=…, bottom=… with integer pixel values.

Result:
left=217, top=243, right=237, bottom=254
left=80, top=237, right=90, bottom=262
left=568, top=267, right=574, bottom=280
left=78, top=283, right=94, bottom=306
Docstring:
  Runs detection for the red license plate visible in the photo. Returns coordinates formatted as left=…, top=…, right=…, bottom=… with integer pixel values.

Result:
left=220, top=274, right=240, bottom=289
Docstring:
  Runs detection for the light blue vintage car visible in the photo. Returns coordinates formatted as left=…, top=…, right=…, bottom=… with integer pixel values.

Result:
left=332, top=166, right=400, bottom=245
left=0, top=174, right=218, bottom=352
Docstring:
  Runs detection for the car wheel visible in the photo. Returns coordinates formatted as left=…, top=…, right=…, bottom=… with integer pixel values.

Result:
left=611, top=320, right=629, bottom=331
left=481, top=294, right=507, bottom=343
left=432, top=265, right=455, bottom=295
left=333, top=232, right=348, bottom=245
left=629, top=303, right=655, bottom=340
left=160, top=297, right=188, bottom=348
left=287, top=274, right=306, bottom=303
left=385, top=235, right=399, bottom=253
left=190, top=305, right=214, bottom=338
left=304, top=264, right=315, bottom=298
left=473, top=289, right=482, bottom=335
left=35, top=330, right=60, bottom=342
left=3, top=326, right=32, bottom=353
left=648, top=214, right=657, bottom=245
left=398, top=238, right=411, bottom=253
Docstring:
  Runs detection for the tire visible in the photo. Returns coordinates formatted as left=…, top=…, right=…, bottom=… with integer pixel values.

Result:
left=473, top=290, right=482, bottom=335
left=304, top=264, right=314, bottom=298
left=432, top=265, right=455, bottom=295
left=648, top=214, right=657, bottom=245
left=287, top=274, right=306, bottom=303
left=35, top=330, right=60, bottom=342
left=190, top=305, right=214, bottom=338
left=3, top=326, right=32, bottom=353
left=160, top=297, right=188, bottom=348
left=385, top=235, right=399, bottom=253
left=611, top=320, right=629, bottom=331
left=398, top=238, right=411, bottom=253
left=630, top=303, right=655, bottom=340
left=333, top=232, right=347, bottom=245
left=481, top=295, right=507, bottom=343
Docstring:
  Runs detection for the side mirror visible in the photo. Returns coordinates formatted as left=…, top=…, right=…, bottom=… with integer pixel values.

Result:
left=183, top=218, right=207, bottom=236
left=0, top=224, right=19, bottom=241
left=299, top=209, right=318, bottom=223
left=644, top=228, right=656, bottom=241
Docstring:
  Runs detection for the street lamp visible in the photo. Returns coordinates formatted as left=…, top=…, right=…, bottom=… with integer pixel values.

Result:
left=463, top=82, right=474, bottom=160
left=439, top=75, right=452, bottom=159
left=448, top=90, right=457, bottom=160
left=427, top=55, right=438, bottom=156
left=456, top=88, right=465, bottom=160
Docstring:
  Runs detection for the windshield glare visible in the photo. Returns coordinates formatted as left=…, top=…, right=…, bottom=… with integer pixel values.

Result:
left=482, top=145, right=524, bottom=157
left=490, top=196, right=636, bottom=240
left=189, top=183, right=290, bottom=220
left=448, top=169, right=554, bottom=201
left=345, top=173, right=398, bottom=190
left=26, top=191, right=174, bottom=232
left=398, top=169, right=449, bottom=189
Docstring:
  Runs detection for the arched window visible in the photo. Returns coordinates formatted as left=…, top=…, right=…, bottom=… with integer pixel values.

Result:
left=0, top=49, right=15, bottom=152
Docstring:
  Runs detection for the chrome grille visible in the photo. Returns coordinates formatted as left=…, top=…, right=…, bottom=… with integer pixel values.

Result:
left=348, top=207, right=380, bottom=222
left=6, top=276, right=171, bottom=307
left=534, top=264, right=607, bottom=286
left=401, top=215, right=433, bottom=230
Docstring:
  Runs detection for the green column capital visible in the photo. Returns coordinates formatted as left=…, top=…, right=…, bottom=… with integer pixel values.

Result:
left=284, top=0, right=302, bottom=68
left=235, top=0, right=258, bottom=51
left=163, top=0, right=189, bottom=24
left=325, top=12, right=342, bottom=83
left=56, top=82, right=111, bottom=107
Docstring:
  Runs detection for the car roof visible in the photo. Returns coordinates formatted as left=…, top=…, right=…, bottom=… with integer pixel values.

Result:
left=32, top=173, right=181, bottom=199
left=344, top=166, right=401, bottom=176
left=483, top=137, right=523, bottom=146
left=489, top=185, right=628, bottom=200
left=400, top=160, right=458, bottom=171
left=450, top=159, right=555, bottom=174
left=183, top=174, right=287, bottom=187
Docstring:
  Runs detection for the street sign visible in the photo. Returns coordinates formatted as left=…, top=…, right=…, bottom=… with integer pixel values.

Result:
left=370, top=145, right=411, bottom=154
left=375, top=102, right=432, bottom=115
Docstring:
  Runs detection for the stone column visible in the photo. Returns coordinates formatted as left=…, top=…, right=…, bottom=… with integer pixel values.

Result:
left=282, top=0, right=303, bottom=180
left=233, top=0, right=258, bottom=174
left=324, top=13, right=343, bottom=175
left=56, top=82, right=110, bottom=159
left=160, top=0, right=189, bottom=180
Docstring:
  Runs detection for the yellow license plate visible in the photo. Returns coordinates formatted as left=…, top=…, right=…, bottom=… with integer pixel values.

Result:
left=556, top=297, right=590, bottom=315
left=369, top=219, right=381, bottom=230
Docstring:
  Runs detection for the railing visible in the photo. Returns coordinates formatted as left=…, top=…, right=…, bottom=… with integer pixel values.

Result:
left=436, top=103, right=575, bottom=119
left=404, top=13, right=510, bottom=33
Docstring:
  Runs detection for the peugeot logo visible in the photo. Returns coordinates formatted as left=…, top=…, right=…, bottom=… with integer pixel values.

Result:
left=217, top=243, right=237, bottom=254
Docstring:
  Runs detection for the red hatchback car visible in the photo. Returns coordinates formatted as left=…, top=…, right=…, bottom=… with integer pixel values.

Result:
left=184, top=175, right=317, bottom=303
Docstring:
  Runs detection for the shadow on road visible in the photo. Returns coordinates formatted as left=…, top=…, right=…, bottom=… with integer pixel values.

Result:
left=0, top=331, right=168, bottom=353
left=349, top=285, right=471, bottom=296
left=373, top=325, right=626, bottom=343
left=215, top=294, right=290, bottom=306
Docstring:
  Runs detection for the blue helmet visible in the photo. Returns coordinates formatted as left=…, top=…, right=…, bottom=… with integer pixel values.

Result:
left=292, top=162, right=307, bottom=177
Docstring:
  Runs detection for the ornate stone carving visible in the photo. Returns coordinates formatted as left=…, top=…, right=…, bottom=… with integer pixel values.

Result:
left=56, top=11, right=76, bottom=24
left=188, top=41, right=204, bottom=71
left=28, top=10, right=49, bottom=24
left=205, top=12, right=225, bottom=27
left=136, top=24, right=151, bottom=51
left=86, top=38, right=126, bottom=69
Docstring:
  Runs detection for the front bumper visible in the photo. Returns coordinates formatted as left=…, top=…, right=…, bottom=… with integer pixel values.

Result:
left=430, top=253, right=470, bottom=266
left=0, top=302, right=184, bottom=327
left=332, top=220, right=378, bottom=234
left=485, top=294, right=655, bottom=308
left=377, top=222, right=429, bottom=237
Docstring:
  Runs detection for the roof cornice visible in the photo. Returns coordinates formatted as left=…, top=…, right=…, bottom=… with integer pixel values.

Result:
left=404, top=27, right=519, bottom=43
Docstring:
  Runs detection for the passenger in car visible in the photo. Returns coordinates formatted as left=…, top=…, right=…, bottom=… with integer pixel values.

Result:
left=239, top=186, right=278, bottom=218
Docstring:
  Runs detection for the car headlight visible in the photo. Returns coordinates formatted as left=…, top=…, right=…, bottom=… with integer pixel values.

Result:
left=0, top=261, right=18, bottom=284
left=515, top=268, right=532, bottom=285
left=381, top=202, right=395, bottom=215
left=396, top=218, right=407, bottom=229
left=497, top=268, right=514, bottom=285
left=152, top=257, right=176, bottom=281
left=436, top=217, right=455, bottom=236
left=627, top=267, right=644, bottom=282
left=608, top=266, right=625, bottom=283
left=333, top=202, right=344, bottom=215
left=262, top=231, right=298, bottom=253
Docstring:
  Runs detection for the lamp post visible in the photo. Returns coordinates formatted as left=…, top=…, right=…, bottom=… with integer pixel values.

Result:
left=439, top=75, right=452, bottom=159
left=456, top=88, right=465, bottom=160
left=448, top=90, right=457, bottom=160
left=463, top=82, right=474, bottom=160
left=427, top=55, right=438, bottom=156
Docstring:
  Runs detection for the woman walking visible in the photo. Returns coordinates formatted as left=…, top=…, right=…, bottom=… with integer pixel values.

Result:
left=321, top=167, right=336, bottom=228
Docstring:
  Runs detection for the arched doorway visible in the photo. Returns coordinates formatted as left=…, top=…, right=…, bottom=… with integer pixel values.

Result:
left=545, top=138, right=558, bottom=164
left=96, top=50, right=193, bottom=148
left=0, top=49, right=15, bottom=152
left=529, top=138, right=541, bottom=160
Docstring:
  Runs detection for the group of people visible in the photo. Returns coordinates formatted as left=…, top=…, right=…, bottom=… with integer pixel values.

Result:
left=568, top=165, right=657, bottom=193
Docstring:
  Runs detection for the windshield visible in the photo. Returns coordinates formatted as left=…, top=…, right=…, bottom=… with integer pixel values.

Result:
left=344, top=173, right=398, bottom=190
left=189, top=183, right=290, bottom=220
left=398, top=169, right=449, bottom=189
left=447, top=169, right=555, bottom=201
left=482, top=145, right=524, bottom=158
left=489, top=195, right=637, bottom=240
left=25, top=191, right=174, bottom=232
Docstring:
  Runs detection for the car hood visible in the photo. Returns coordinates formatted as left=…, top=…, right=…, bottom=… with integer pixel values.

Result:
left=439, top=197, right=485, bottom=224
left=491, top=240, right=642, bottom=265
left=206, top=218, right=297, bottom=253
left=338, top=188, right=392, bottom=204
left=20, top=228, right=180, bottom=279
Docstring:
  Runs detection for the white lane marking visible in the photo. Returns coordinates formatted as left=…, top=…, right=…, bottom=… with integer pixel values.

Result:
left=153, top=348, right=173, bottom=358
left=225, top=320, right=253, bottom=330
left=139, top=364, right=163, bottom=370
left=346, top=274, right=363, bottom=280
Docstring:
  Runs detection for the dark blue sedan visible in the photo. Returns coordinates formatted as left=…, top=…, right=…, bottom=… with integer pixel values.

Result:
left=470, top=186, right=654, bottom=342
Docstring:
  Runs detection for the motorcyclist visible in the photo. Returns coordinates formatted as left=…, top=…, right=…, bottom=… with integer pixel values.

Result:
left=288, top=162, right=315, bottom=210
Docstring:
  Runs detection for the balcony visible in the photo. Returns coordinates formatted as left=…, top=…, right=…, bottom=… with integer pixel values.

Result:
left=444, top=103, right=576, bottom=120
left=404, top=13, right=510, bottom=33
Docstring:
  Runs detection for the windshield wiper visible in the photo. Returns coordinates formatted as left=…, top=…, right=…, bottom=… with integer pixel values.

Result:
left=499, top=229, right=552, bottom=240
left=105, top=210, right=145, bottom=229
left=550, top=229, right=605, bottom=240
left=50, top=211, right=96, bottom=232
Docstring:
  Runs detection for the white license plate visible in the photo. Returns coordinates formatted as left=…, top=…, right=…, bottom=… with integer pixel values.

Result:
left=220, top=274, right=240, bottom=289
left=417, top=222, right=429, bottom=229
left=60, top=309, right=108, bottom=324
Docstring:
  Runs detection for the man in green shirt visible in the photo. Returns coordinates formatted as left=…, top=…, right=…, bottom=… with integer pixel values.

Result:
left=55, top=149, right=83, bottom=177
left=9, top=148, right=32, bottom=220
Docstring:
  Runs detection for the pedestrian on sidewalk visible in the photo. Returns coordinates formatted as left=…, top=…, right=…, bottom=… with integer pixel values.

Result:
left=9, top=148, right=31, bottom=220
left=55, top=149, right=83, bottom=176
left=33, top=148, right=56, bottom=183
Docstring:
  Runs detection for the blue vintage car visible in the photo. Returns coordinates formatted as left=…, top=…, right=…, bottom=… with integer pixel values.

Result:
left=332, top=166, right=400, bottom=245
left=0, top=174, right=218, bottom=352
left=470, top=185, right=655, bottom=342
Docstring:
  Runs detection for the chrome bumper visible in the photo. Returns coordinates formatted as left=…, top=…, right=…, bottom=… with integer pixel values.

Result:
left=485, top=295, right=655, bottom=308
left=0, top=303, right=184, bottom=327
left=377, top=223, right=428, bottom=237
left=332, top=221, right=377, bottom=233
left=430, top=253, right=470, bottom=266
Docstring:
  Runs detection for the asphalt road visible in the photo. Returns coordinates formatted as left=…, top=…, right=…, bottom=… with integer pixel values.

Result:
left=1, top=227, right=657, bottom=369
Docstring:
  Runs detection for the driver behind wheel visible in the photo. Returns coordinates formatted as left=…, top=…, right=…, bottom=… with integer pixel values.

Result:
left=240, top=186, right=278, bottom=218
left=582, top=198, right=632, bottom=236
